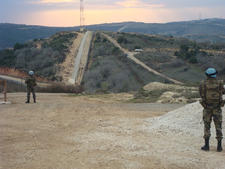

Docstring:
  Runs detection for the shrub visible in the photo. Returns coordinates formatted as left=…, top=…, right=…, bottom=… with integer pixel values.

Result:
left=0, top=49, right=16, bottom=67
left=37, top=84, right=84, bottom=93
left=117, top=36, right=128, bottom=44
left=175, top=44, right=198, bottom=63
left=14, top=43, right=27, bottom=50
left=112, top=47, right=120, bottom=55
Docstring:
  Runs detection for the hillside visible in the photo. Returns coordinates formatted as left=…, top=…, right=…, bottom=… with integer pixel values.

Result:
left=1, top=18, right=225, bottom=49
left=0, top=31, right=78, bottom=81
left=1, top=30, right=225, bottom=93
left=83, top=31, right=225, bottom=92
left=87, top=18, right=225, bottom=43
left=104, top=32, right=225, bottom=82
left=82, top=32, right=165, bottom=93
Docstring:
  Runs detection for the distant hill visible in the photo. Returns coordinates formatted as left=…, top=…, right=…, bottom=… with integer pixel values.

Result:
left=0, top=23, right=76, bottom=49
left=1, top=18, right=225, bottom=49
left=86, top=18, right=225, bottom=43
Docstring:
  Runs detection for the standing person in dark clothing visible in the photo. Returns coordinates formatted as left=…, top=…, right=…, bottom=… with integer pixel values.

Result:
left=199, top=68, right=225, bottom=152
left=25, top=70, right=37, bottom=103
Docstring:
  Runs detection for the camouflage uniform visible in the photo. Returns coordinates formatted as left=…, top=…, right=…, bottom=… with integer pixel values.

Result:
left=199, top=78, right=225, bottom=141
left=25, top=75, right=37, bottom=103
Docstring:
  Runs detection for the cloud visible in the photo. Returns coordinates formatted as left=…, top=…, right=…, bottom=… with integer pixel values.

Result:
left=2, top=0, right=225, bottom=26
left=115, top=0, right=163, bottom=8
left=31, top=0, right=78, bottom=4
left=29, top=0, right=164, bottom=9
left=145, top=0, right=225, bottom=8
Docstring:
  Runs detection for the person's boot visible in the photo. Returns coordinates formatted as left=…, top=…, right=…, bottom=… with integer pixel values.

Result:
left=201, top=138, right=210, bottom=151
left=26, top=97, right=30, bottom=103
left=217, top=140, right=223, bottom=152
left=33, top=97, right=36, bottom=103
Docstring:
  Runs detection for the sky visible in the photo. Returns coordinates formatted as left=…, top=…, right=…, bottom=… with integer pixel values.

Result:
left=0, top=0, right=225, bottom=27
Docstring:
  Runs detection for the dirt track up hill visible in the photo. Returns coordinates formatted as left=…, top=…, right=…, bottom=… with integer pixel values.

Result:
left=69, top=31, right=93, bottom=85
left=58, top=32, right=83, bottom=84
left=101, top=33, right=183, bottom=85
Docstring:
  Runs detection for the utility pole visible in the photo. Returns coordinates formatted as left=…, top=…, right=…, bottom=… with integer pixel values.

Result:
left=80, top=0, right=85, bottom=32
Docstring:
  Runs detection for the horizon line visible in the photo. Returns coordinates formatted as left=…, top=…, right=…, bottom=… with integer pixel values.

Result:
left=1, top=17, right=224, bottom=27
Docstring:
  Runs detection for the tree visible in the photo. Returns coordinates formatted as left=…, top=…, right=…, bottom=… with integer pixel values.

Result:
left=175, top=44, right=198, bottom=64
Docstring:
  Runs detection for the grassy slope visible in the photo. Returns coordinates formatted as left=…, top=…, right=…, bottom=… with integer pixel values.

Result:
left=1, top=30, right=224, bottom=93
left=0, top=32, right=77, bottom=80
left=107, top=32, right=225, bottom=84
left=82, top=32, right=165, bottom=93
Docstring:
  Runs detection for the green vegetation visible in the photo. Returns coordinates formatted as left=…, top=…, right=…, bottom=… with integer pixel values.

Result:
left=83, top=32, right=165, bottom=93
left=43, top=32, right=76, bottom=53
left=175, top=44, right=199, bottom=63
left=0, top=49, right=16, bottom=67
left=92, top=19, right=225, bottom=43
left=108, top=32, right=225, bottom=83
left=108, top=32, right=178, bottom=51
left=14, top=43, right=28, bottom=50
left=0, top=32, right=77, bottom=80
left=2, top=19, right=225, bottom=50
left=0, top=23, right=75, bottom=49
left=1, top=29, right=225, bottom=95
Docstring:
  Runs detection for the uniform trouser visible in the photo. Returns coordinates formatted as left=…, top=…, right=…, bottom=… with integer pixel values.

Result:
left=27, top=87, right=36, bottom=102
left=203, top=107, right=223, bottom=141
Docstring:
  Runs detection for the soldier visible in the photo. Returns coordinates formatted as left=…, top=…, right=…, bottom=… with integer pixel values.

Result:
left=25, top=70, right=37, bottom=103
left=199, top=68, right=225, bottom=152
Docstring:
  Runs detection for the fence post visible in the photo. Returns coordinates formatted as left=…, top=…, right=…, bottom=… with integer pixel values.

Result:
left=3, top=80, right=7, bottom=102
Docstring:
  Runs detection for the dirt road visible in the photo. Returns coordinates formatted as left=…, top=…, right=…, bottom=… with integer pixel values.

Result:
left=58, top=32, right=83, bottom=84
left=70, top=31, right=93, bottom=85
left=1, top=93, right=225, bottom=169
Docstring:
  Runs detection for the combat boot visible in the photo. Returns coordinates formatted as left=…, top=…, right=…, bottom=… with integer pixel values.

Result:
left=201, top=138, right=210, bottom=151
left=26, top=96, right=30, bottom=103
left=217, top=140, right=223, bottom=152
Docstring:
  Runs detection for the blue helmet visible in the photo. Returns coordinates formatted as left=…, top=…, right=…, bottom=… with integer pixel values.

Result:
left=29, top=70, right=34, bottom=76
left=205, top=68, right=217, bottom=78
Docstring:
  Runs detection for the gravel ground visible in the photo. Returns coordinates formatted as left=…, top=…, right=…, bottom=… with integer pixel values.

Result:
left=144, top=102, right=225, bottom=169
left=1, top=93, right=225, bottom=169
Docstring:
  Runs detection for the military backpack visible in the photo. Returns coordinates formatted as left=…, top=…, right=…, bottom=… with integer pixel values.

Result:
left=202, top=79, right=223, bottom=106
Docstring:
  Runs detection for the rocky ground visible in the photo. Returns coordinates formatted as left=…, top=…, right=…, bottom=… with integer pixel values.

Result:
left=0, top=93, right=225, bottom=169
left=134, top=82, right=199, bottom=104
